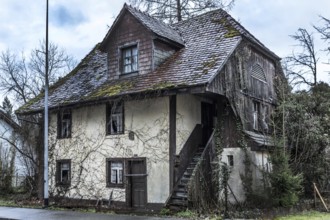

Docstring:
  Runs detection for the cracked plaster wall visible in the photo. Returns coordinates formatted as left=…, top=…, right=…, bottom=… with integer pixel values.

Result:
left=176, top=94, right=202, bottom=154
left=222, top=147, right=270, bottom=203
left=48, top=96, right=171, bottom=204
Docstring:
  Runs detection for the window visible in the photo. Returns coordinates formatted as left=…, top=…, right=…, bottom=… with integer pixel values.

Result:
left=253, top=101, right=269, bottom=132
left=253, top=101, right=260, bottom=130
left=250, top=64, right=267, bottom=98
left=106, top=102, right=124, bottom=135
left=122, top=45, right=138, bottom=74
left=56, top=160, right=71, bottom=186
left=57, top=109, right=72, bottom=138
left=251, top=64, right=267, bottom=82
left=106, top=159, right=124, bottom=187
left=227, top=155, right=234, bottom=167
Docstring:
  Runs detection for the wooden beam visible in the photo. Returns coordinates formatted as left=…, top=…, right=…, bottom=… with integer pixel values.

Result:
left=169, top=95, right=177, bottom=192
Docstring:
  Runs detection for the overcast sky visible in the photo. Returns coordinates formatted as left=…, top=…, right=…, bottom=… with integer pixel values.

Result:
left=0, top=0, right=329, bottom=104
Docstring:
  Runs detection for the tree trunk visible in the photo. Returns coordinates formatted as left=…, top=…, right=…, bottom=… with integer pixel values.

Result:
left=176, top=0, right=182, bottom=21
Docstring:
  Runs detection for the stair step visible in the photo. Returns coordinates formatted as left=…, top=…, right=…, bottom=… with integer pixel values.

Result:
left=166, top=147, right=206, bottom=210
left=188, top=163, right=197, bottom=168
left=167, top=204, right=185, bottom=211
left=184, top=170, right=193, bottom=175
left=173, top=193, right=188, bottom=199
left=180, top=179, right=189, bottom=184
left=177, top=183, right=187, bottom=189
left=170, top=198, right=188, bottom=206
left=192, top=157, right=200, bottom=162
left=175, top=189, right=187, bottom=194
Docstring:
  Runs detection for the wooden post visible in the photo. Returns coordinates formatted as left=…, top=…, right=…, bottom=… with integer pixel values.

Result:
left=313, top=183, right=316, bottom=208
left=313, top=182, right=329, bottom=212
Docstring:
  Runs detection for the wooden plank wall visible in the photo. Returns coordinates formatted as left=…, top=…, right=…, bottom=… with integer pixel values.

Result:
left=208, top=41, right=277, bottom=132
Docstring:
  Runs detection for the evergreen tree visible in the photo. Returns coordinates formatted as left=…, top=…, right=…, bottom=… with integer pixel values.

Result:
left=2, top=96, right=13, bottom=117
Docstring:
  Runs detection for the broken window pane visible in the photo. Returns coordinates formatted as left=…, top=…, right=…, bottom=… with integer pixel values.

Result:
left=58, top=109, right=71, bottom=138
left=57, top=160, right=71, bottom=185
left=107, top=102, right=124, bottom=135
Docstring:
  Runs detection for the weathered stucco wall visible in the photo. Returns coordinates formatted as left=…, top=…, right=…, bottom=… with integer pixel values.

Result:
left=48, top=96, right=170, bottom=204
left=222, top=147, right=270, bottom=203
left=0, top=117, right=25, bottom=179
left=176, top=94, right=201, bottom=154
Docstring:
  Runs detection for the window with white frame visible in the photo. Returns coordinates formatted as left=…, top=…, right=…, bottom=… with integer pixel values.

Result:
left=57, top=109, right=71, bottom=139
left=106, top=102, right=124, bottom=135
left=122, top=45, right=138, bottom=74
left=106, top=159, right=124, bottom=187
left=56, top=160, right=71, bottom=186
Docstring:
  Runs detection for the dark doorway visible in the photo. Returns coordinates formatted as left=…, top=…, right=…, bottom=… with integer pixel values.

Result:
left=127, top=158, right=147, bottom=208
left=201, top=102, right=215, bottom=145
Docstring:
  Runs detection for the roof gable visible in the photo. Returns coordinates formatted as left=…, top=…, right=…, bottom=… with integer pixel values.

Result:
left=100, top=4, right=184, bottom=50
left=17, top=6, right=280, bottom=115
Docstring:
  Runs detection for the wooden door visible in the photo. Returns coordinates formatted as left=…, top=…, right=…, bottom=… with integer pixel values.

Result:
left=201, top=102, right=214, bottom=145
left=127, top=158, right=147, bottom=208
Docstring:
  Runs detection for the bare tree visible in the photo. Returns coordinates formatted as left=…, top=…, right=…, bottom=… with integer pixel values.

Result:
left=130, top=0, right=235, bottom=23
left=0, top=42, right=76, bottom=199
left=285, top=28, right=319, bottom=88
left=0, top=41, right=76, bottom=105
left=314, top=16, right=330, bottom=53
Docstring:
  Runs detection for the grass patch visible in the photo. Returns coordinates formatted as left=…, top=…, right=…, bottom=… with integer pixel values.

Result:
left=175, top=209, right=197, bottom=218
left=275, top=211, right=330, bottom=220
left=0, top=199, right=16, bottom=207
left=159, top=208, right=171, bottom=216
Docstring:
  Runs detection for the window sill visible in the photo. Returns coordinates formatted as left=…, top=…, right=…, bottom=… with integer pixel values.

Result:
left=56, top=183, right=71, bottom=187
left=106, top=183, right=124, bottom=188
left=106, top=132, right=125, bottom=136
left=57, top=136, right=72, bottom=140
left=120, top=71, right=139, bottom=78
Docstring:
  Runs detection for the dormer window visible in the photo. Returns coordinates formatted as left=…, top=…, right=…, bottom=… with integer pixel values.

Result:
left=122, top=45, right=138, bottom=74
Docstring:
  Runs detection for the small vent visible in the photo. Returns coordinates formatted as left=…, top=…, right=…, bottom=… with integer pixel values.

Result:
left=251, top=64, right=266, bottom=82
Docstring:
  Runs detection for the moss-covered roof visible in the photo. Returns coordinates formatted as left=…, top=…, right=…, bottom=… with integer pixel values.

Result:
left=17, top=6, right=278, bottom=115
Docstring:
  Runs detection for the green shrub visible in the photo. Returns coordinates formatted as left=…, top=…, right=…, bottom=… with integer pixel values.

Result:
left=269, top=145, right=303, bottom=207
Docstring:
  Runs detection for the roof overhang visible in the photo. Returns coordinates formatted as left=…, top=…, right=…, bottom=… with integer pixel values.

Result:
left=16, top=84, right=207, bottom=116
left=244, top=130, right=274, bottom=151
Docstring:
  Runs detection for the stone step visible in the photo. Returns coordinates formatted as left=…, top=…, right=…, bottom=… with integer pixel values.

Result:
left=173, top=191, right=188, bottom=198
left=180, top=178, right=189, bottom=184
left=170, top=198, right=188, bottom=206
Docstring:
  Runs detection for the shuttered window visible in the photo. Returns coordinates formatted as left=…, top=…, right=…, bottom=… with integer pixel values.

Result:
left=251, top=64, right=266, bottom=82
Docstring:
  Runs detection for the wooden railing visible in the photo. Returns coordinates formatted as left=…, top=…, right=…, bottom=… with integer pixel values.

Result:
left=174, top=124, right=203, bottom=185
left=187, top=130, right=217, bottom=211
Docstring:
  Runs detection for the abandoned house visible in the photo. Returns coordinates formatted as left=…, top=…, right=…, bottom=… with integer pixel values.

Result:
left=17, top=4, right=282, bottom=210
left=0, top=108, right=27, bottom=187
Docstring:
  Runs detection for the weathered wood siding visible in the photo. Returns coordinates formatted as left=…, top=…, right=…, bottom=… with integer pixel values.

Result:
left=153, top=40, right=176, bottom=69
left=207, top=41, right=277, bottom=132
left=105, top=11, right=154, bottom=79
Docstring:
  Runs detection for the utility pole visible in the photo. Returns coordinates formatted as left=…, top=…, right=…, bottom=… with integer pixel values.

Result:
left=44, top=0, right=49, bottom=208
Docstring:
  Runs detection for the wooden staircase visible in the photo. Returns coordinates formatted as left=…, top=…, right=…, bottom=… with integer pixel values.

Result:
left=166, top=147, right=204, bottom=210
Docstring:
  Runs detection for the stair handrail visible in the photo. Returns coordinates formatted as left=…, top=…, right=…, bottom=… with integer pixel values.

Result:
left=174, top=124, right=203, bottom=186
left=186, top=129, right=216, bottom=210
left=165, top=124, right=202, bottom=208
left=199, top=129, right=216, bottom=161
